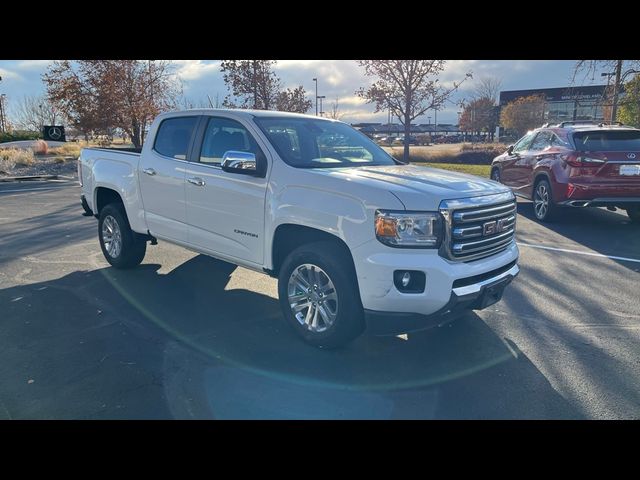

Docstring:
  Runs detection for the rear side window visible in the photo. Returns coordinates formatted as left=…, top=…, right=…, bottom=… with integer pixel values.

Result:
left=153, top=117, right=199, bottom=160
left=573, top=130, right=640, bottom=151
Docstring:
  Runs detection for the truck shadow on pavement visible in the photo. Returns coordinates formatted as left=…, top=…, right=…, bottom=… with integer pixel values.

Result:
left=0, top=254, right=582, bottom=419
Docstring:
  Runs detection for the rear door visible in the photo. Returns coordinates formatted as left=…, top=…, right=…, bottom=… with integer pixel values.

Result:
left=139, top=115, right=199, bottom=242
left=571, top=129, right=640, bottom=194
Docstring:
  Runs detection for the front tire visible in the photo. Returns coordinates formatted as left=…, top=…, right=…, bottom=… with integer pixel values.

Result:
left=98, top=203, right=146, bottom=269
left=533, top=179, right=557, bottom=222
left=277, top=241, right=365, bottom=349
left=626, top=206, right=640, bottom=223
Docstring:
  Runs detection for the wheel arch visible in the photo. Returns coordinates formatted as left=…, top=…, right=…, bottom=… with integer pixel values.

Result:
left=270, top=224, right=357, bottom=279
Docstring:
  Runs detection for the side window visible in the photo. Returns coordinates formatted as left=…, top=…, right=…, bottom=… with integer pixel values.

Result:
left=550, top=133, right=570, bottom=148
left=153, top=117, right=198, bottom=160
left=199, top=117, right=264, bottom=165
left=513, top=131, right=535, bottom=153
left=530, top=131, right=552, bottom=151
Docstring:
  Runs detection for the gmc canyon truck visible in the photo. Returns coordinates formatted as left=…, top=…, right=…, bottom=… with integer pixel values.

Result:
left=79, top=109, right=520, bottom=348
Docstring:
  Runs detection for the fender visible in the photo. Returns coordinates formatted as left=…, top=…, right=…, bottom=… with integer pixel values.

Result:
left=92, top=157, right=148, bottom=234
left=264, top=184, right=403, bottom=270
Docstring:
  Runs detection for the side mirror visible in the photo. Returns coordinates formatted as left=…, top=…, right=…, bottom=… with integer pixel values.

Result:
left=221, top=151, right=257, bottom=175
left=507, top=145, right=514, bottom=155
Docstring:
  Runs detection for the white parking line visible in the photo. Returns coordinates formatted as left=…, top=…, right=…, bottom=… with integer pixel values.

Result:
left=517, top=242, right=640, bottom=264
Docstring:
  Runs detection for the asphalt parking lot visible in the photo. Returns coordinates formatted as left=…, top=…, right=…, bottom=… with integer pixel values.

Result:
left=1, top=179, right=639, bottom=419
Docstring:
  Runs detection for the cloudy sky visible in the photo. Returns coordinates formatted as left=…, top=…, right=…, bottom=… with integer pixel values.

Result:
left=0, top=60, right=605, bottom=125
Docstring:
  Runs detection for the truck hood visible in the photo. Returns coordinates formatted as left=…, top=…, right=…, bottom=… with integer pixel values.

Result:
left=314, top=164, right=510, bottom=210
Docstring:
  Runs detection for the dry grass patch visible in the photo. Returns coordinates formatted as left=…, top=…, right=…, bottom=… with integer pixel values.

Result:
left=48, top=143, right=82, bottom=158
left=0, top=148, right=35, bottom=171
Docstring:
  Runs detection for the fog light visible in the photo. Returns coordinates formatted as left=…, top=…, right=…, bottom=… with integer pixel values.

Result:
left=393, top=270, right=426, bottom=293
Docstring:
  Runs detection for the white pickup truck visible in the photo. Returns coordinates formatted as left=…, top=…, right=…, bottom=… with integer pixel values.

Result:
left=79, top=109, right=519, bottom=348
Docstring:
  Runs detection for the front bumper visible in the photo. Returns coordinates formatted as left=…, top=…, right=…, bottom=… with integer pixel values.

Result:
left=365, top=262, right=519, bottom=335
left=352, top=239, right=519, bottom=316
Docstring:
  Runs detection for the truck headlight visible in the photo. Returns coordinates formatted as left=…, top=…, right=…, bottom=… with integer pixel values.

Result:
left=375, top=210, right=443, bottom=248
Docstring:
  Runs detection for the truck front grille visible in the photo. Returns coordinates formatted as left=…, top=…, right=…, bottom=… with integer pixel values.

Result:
left=439, top=192, right=517, bottom=262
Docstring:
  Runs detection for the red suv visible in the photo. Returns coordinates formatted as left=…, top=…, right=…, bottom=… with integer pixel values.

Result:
left=491, top=121, right=640, bottom=223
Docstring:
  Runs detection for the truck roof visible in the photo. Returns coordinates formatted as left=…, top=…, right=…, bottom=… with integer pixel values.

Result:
left=163, top=108, right=335, bottom=121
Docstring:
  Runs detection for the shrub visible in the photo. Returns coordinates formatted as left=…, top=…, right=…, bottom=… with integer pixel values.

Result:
left=54, top=156, right=66, bottom=164
left=0, top=130, right=41, bottom=143
left=32, top=140, right=49, bottom=155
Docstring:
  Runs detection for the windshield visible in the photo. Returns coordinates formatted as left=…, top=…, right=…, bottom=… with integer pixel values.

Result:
left=254, top=117, right=397, bottom=168
left=573, top=130, right=640, bottom=151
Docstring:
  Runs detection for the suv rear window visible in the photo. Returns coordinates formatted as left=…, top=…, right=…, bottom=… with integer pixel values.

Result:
left=573, top=130, right=640, bottom=151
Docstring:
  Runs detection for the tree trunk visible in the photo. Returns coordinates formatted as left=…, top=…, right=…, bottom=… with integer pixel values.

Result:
left=403, top=112, right=411, bottom=163
left=130, top=119, right=141, bottom=149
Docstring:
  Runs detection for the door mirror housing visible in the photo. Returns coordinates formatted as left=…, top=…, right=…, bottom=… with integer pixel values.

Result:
left=221, top=151, right=258, bottom=175
left=507, top=145, right=514, bottom=155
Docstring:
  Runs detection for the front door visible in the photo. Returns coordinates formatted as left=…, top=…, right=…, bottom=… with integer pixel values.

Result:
left=515, top=130, right=552, bottom=194
left=185, top=115, right=269, bottom=266
left=502, top=130, right=536, bottom=188
left=139, top=115, right=199, bottom=242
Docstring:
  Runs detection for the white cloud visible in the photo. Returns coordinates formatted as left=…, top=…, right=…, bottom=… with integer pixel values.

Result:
left=16, top=60, right=52, bottom=70
left=0, top=67, right=22, bottom=81
left=172, top=60, right=220, bottom=81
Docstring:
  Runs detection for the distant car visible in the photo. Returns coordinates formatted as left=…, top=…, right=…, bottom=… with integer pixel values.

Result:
left=490, top=121, right=640, bottom=223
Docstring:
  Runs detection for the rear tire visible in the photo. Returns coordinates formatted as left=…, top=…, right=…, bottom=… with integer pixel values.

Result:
left=277, top=241, right=365, bottom=349
left=626, top=206, right=640, bottom=223
left=533, top=178, right=557, bottom=222
left=98, top=203, right=146, bottom=269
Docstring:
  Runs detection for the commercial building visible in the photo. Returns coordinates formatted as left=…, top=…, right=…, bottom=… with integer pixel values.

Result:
left=499, top=84, right=610, bottom=124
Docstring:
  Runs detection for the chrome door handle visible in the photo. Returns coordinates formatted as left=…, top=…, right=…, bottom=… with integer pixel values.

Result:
left=187, top=177, right=206, bottom=187
left=143, top=168, right=156, bottom=176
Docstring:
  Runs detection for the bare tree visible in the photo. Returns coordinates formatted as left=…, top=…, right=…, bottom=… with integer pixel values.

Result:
left=356, top=60, right=472, bottom=162
left=44, top=60, right=181, bottom=148
left=474, top=76, right=502, bottom=104
left=221, top=60, right=312, bottom=113
left=275, top=86, right=313, bottom=113
left=12, top=95, right=59, bottom=132
left=327, top=97, right=343, bottom=120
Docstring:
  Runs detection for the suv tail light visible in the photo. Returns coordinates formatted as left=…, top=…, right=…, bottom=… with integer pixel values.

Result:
left=565, top=153, right=605, bottom=167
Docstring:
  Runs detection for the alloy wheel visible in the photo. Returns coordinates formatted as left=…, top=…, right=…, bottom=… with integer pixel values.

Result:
left=102, top=215, right=122, bottom=258
left=287, top=263, right=338, bottom=333
left=534, top=183, right=549, bottom=219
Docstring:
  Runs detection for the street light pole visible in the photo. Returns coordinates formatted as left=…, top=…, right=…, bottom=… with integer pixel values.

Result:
left=317, top=95, right=326, bottom=117
left=611, top=60, right=623, bottom=124
left=434, top=107, right=437, bottom=140
left=313, top=78, right=318, bottom=116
